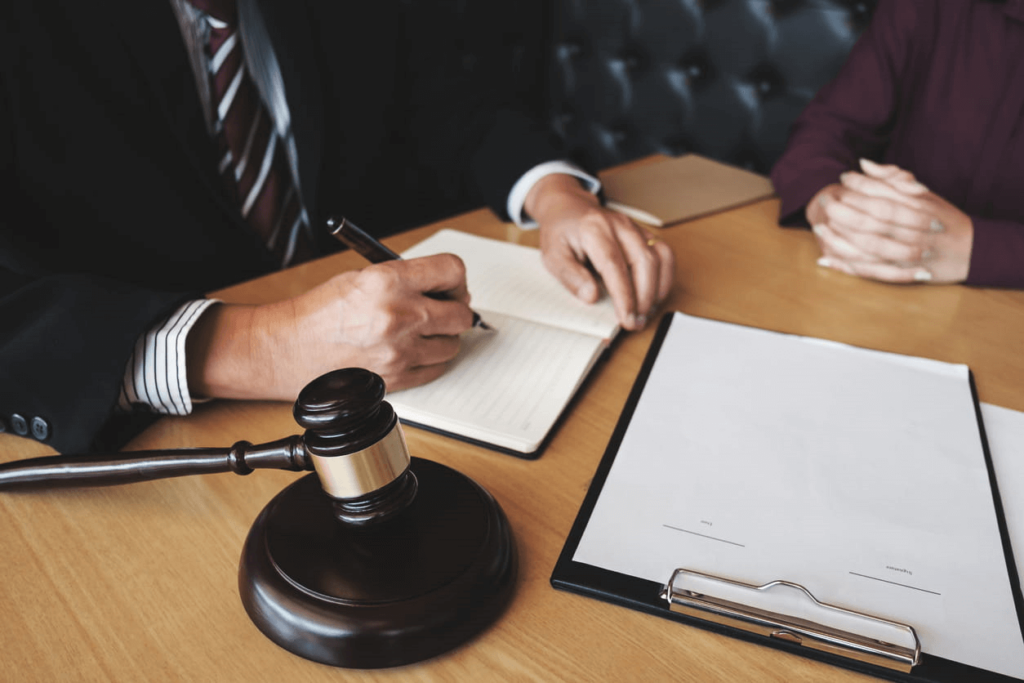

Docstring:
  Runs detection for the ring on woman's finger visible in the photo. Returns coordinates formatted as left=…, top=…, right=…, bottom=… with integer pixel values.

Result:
left=646, top=238, right=660, bottom=247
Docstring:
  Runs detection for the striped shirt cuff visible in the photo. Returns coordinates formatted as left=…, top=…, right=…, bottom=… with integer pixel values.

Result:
left=118, top=299, right=219, bottom=416
left=506, top=160, right=601, bottom=229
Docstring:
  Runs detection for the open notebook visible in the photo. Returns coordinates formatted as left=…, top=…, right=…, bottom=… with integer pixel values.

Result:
left=391, top=229, right=620, bottom=458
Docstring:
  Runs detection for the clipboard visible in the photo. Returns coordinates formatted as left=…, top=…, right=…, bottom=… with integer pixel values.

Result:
left=551, top=312, right=1024, bottom=682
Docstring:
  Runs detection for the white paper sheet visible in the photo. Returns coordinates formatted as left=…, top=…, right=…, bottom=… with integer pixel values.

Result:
left=981, top=403, right=1024, bottom=589
left=573, top=312, right=1024, bottom=679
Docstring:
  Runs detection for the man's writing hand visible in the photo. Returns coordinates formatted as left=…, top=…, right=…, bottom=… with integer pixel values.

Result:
left=186, top=254, right=474, bottom=401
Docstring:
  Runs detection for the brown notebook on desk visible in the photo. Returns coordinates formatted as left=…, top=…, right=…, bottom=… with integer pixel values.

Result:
left=599, top=154, right=775, bottom=227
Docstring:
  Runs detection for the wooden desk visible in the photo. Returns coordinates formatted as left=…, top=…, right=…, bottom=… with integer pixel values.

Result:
left=3, top=192, right=1023, bottom=682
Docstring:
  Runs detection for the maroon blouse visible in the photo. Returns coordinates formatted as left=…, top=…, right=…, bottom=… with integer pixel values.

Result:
left=770, top=0, right=1024, bottom=287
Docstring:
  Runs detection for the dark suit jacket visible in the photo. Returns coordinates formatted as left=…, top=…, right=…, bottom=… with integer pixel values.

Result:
left=0, top=0, right=561, bottom=453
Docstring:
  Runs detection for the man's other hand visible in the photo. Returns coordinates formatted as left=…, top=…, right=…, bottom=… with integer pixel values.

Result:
left=526, top=174, right=675, bottom=330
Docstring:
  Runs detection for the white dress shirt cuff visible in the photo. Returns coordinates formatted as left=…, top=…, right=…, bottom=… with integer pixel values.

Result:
left=506, top=161, right=601, bottom=229
left=118, top=298, right=219, bottom=416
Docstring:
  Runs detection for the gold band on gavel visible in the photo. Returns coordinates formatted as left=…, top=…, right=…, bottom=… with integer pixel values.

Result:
left=310, top=423, right=411, bottom=499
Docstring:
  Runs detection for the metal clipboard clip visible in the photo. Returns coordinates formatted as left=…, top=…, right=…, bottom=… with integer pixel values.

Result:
left=660, top=568, right=922, bottom=673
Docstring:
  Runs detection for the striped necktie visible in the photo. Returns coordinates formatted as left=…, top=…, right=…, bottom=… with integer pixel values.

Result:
left=191, top=0, right=309, bottom=266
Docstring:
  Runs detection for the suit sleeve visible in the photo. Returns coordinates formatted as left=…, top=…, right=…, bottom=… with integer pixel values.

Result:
left=769, top=0, right=920, bottom=227
left=0, top=70, right=191, bottom=454
left=0, top=265, right=192, bottom=454
left=401, top=0, right=571, bottom=221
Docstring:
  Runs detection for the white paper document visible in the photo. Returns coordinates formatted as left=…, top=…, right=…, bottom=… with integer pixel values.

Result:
left=981, top=403, right=1024, bottom=589
left=573, top=312, right=1024, bottom=679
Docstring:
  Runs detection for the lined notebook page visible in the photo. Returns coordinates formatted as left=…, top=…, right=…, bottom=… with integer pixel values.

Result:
left=401, top=230, right=619, bottom=339
left=387, top=311, right=607, bottom=453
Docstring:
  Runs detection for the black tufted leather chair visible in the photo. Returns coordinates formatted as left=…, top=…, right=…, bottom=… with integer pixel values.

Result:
left=548, top=0, right=877, bottom=174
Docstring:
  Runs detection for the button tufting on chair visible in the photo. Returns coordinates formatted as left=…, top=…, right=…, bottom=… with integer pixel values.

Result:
left=549, top=0, right=877, bottom=173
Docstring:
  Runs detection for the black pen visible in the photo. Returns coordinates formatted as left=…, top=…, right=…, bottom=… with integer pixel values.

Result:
left=327, top=216, right=495, bottom=331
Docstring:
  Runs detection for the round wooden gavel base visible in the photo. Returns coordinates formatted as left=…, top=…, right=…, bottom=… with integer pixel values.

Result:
left=238, top=457, right=517, bottom=669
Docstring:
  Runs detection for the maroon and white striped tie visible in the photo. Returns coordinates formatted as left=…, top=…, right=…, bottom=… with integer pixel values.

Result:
left=192, top=0, right=308, bottom=266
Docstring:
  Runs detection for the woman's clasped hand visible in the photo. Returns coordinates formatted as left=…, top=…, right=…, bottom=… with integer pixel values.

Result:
left=806, top=158, right=974, bottom=284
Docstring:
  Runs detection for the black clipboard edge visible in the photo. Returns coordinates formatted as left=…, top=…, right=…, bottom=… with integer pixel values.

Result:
left=551, top=560, right=996, bottom=683
left=550, top=311, right=1023, bottom=683
left=969, top=373, right=1024, bottom=651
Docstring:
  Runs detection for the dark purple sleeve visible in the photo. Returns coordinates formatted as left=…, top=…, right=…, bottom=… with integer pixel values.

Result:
left=769, top=0, right=920, bottom=226
left=967, top=218, right=1024, bottom=288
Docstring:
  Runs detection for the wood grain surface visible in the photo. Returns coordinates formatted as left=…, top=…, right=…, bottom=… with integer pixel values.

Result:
left=3, top=160, right=1021, bottom=682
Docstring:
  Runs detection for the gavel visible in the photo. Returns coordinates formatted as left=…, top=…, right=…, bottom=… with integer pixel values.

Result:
left=0, top=368, right=517, bottom=669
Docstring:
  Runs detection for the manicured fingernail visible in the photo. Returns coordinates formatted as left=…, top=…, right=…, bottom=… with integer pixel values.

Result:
left=859, top=158, right=881, bottom=172
left=914, top=269, right=933, bottom=282
left=576, top=282, right=598, bottom=300
left=930, top=219, right=945, bottom=233
left=812, top=224, right=827, bottom=237
left=635, top=314, right=647, bottom=328
left=817, top=256, right=832, bottom=268
left=905, top=181, right=929, bottom=193
left=817, top=194, right=829, bottom=207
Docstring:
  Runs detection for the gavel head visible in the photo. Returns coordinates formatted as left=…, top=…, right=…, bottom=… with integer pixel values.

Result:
left=294, top=368, right=417, bottom=526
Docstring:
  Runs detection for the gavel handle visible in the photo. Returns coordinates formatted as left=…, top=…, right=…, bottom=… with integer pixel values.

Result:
left=0, top=436, right=311, bottom=491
